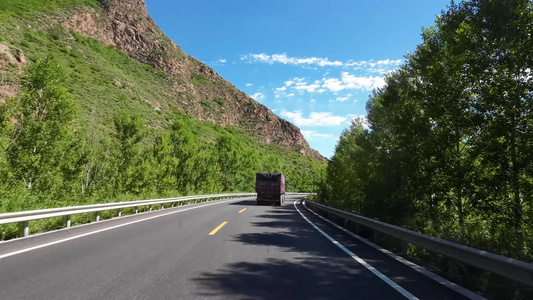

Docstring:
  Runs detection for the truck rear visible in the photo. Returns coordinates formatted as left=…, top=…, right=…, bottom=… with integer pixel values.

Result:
left=255, top=173, right=286, bottom=206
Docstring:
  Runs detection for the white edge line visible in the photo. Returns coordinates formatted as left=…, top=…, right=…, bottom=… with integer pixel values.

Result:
left=0, top=198, right=240, bottom=260
left=0, top=199, right=215, bottom=244
left=302, top=200, right=487, bottom=300
left=293, top=200, right=419, bottom=300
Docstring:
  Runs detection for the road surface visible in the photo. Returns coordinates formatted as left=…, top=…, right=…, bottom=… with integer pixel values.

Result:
left=0, top=196, right=476, bottom=299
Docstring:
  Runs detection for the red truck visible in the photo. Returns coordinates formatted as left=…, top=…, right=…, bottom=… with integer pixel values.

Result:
left=255, top=173, right=286, bottom=206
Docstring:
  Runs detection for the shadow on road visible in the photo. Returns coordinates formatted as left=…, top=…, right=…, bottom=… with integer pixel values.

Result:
left=231, top=204, right=333, bottom=257
left=228, top=199, right=257, bottom=206
left=192, top=257, right=395, bottom=300
left=192, top=202, right=403, bottom=299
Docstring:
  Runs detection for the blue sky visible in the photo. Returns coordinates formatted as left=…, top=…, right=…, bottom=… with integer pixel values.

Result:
left=145, top=0, right=451, bottom=158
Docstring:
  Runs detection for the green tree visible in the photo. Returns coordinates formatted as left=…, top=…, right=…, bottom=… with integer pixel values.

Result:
left=2, top=56, right=79, bottom=196
left=151, top=132, right=178, bottom=194
left=113, top=110, right=145, bottom=195
left=169, top=117, right=202, bottom=194
left=326, top=119, right=368, bottom=212
left=216, top=134, right=243, bottom=191
left=322, top=0, right=533, bottom=266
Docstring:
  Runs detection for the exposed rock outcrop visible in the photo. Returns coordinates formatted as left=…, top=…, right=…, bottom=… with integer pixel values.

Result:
left=0, top=44, right=25, bottom=102
left=58, top=0, right=324, bottom=160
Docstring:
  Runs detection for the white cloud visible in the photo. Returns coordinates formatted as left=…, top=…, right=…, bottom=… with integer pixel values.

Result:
left=301, top=130, right=336, bottom=141
left=273, top=72, right=388, bottom=102
left=377, top=59, right=402, bottom=65
left=241, top=53, right=402, bottom=74
left=246, top=83, right=253, bottom=87
left=280, top=110, right=347, bottom=127
left=218, top=59, right=227, bottom=63
left=285, top=79, right=296, bottom=86
left=278, top=76, right=360, bottom=96
left=321, top=72, right=385, bottom=92
left=241, top=53, right=343, bottom=67
left=345, top=58, right=402, bottom=68
left=341, top=72, right=385, bottom=91
left=311, top=99, right=316, bottom=103
left=294, top=80, right=321, bottom=93
left=322, top=78, right=344, bottom=92
left=251, top=92, right=265, bottom=101
left=336, top=96, right=349, bottom=102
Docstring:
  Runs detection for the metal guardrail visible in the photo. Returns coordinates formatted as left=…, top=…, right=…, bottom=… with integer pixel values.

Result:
left=0, top=193, right=257, bottom=237
left=305, top=199, right=533, bottom=287
left=0, top=192, right=311, bottom=238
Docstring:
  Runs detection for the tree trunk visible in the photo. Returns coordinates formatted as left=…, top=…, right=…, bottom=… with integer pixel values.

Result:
left=456, top=137, right=464, bottom=232
left=510, top=115, right=522, bottom=229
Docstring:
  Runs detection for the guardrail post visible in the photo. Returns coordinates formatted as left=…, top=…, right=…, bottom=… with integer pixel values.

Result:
left=23, top=221, right=29, bottom=237
left=118, top=208, right=122, bottom=217
left=161, top=204, right=164, bottom=210
left=343, top=219, right=348, bottom=228
left=401, top=241, right=409, bottom=255
left=171, top=203, right=174, bottom=208
left=373, top=230, right=380, bottom=243
left=95, top=211, right=100, bottom=222
left=449, top=258, right=459, bottom=279
left=149, top=204, right=152, bottom=211
left=135, top=206, right=138, bottom=214
left=66, top=215, right=71, bottom=228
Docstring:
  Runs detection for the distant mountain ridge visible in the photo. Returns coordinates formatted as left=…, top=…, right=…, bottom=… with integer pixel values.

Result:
left=0, top=0, right=323, bottom=161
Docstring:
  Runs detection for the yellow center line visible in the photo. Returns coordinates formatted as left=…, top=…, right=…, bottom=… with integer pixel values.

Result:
left=238, top=208, right=247, bottom=213
left=209, top=221, right=228, bottom=235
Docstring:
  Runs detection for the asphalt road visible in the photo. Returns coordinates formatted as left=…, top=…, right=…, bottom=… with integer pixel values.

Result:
left=0, top=196, right=477, bottom=299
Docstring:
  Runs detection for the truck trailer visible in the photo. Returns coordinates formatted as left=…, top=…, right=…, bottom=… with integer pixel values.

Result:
left=255, top=173, right=286, bottom=206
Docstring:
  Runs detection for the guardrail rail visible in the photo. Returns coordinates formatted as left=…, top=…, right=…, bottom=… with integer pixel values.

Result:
left=0, top=192, right=311, bottom=239
left=304, top=199, right=533, bottom=287
left=0, top=193, right=259, bottom=238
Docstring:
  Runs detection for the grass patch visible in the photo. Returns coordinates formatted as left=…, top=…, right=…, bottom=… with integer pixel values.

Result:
left=192, top=74, right=217, bottom=86
left=0, top=0, right=101, bottom=20
left=213, top=96, right=225, bottom=106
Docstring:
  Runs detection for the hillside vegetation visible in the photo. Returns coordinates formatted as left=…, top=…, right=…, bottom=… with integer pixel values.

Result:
left=0, top=0, right=326, bottom=239
left=320, top=0, right=532, bottom=297
left=0, top=0, right=324, bottom=159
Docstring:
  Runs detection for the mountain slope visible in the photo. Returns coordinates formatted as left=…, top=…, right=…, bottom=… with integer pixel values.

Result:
left=0, top=0, right=324, bottom=160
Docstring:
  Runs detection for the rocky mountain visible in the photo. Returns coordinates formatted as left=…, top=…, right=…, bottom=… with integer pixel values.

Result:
left=0, top=0, right=324, bottom=161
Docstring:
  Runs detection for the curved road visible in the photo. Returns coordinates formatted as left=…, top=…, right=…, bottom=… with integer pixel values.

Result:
left=0, top=196, right=478, bottom=299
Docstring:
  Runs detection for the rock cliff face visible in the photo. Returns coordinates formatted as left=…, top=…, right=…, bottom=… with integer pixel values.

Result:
left=0, top=0, right=324, bottom=160
left=58, top=0, right=324, bottom=160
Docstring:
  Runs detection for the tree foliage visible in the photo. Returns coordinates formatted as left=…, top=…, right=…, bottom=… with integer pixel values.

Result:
left=0, top=57, right=325, bottom=239
left=1, top=57, right=80, bottom=196
left=321, top=0, right=533, bottom=267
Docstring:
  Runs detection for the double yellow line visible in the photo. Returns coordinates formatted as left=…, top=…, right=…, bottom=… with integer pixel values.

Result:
left=208, top=208, right=247, bottom=235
